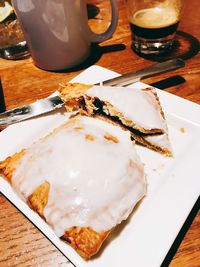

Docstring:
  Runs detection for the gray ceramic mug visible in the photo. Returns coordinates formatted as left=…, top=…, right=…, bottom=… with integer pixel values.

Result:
left=12, top=0, right=118, bottom=70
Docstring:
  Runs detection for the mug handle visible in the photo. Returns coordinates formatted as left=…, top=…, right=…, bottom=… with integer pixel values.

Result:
left=89, top=0, right=118, bottom=43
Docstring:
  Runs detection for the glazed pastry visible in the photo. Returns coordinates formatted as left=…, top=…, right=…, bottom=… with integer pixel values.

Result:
left=0, top=115, right=146, bottom=259
left=59, top=83, right=172, bottom=156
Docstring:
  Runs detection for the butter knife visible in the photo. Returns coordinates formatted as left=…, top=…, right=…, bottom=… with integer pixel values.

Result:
left=0, top=58, right=184, bottom=128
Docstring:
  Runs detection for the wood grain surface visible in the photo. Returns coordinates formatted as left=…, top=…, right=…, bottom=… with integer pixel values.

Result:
left=0, top=0, right=199, bottom=266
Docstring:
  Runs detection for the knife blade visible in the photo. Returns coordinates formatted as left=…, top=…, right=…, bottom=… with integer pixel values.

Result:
left=0, top=95, right=64, bottom=128
left=0, top=58, right=185, bottom=128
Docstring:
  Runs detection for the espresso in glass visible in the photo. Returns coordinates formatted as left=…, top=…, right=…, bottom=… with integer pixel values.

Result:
left=126, top=0, right=185, bottom=55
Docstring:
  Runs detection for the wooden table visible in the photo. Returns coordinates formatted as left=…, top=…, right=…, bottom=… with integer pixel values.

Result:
left=0, top=0, right=199, bottom=266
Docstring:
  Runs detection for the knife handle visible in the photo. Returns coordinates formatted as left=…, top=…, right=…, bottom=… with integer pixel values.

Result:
left=103, top=58, right=185, bottom=86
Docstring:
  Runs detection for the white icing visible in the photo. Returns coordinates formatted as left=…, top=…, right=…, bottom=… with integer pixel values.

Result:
left=12, top=116, right=146, bottom=236
left=144, top=133, right=172, bottom=152
left=87, top=85, right=166, bottom=131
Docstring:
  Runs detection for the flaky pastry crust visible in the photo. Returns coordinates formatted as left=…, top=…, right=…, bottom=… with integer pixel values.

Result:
left=0, top=122, right=111, bottom=260
left=59, top=82, right=172, bottom=156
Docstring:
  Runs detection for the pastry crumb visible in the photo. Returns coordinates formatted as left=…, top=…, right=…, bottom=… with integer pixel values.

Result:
left=85, top=134, right=95, bottom=141
left=180, top=127, right=185, bottom=133
left=74, top=126, right=83, bottom=131
left=104, top=133, right=119, bottom=143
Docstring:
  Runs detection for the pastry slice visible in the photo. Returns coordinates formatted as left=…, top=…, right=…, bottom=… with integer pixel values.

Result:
left=0, top=115, right=146, bottom=260
left=59, top=83, right=172, bottom=156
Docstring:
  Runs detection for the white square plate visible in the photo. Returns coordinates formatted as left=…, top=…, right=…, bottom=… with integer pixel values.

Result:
left=0, top=66, right=200, bottom=267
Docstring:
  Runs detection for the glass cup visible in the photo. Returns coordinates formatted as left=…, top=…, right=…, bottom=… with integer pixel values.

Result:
left=0, top=1, right=29, bottom=60
left=126, top=0, right=186, bottom=55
